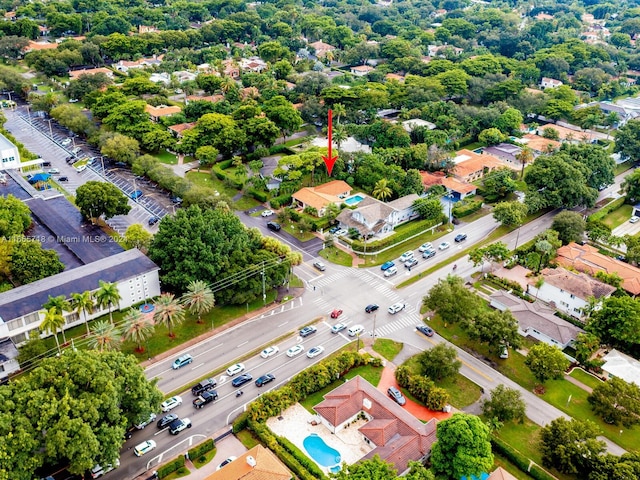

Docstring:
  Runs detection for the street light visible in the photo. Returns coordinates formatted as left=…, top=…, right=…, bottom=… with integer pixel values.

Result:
left=446, top=192, right=454, bottom=225
left=25, top=105, right=32, bottom=130
left=46, top=118, right=54, bottom=139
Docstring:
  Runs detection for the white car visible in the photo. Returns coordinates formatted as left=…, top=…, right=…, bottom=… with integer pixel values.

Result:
left=286, top=345, right=305, bottom=357
left=439, top=242, right=451, bottom=250
left=134, top=440, right=156, bottom=457
left=46, top=168, right=60, bottom=174
left=217, top=456, right=237, bottom=470
left=75, top=164, right=87, bottom=172
left=169, top=417, right=192, bottom=435
left=135, top=412, right=157, bottom=430
left=418, top=242, right=433, bottom=253
left=160, top=396, right=182, bottom=412
left=630, top=216, right=640, bottom=224
left=307, top=346, right=325, bottom=358
left=399, top=251, right=414, bottom=262
left=334, top=229, right=348, bottom=237
left=261, top=209, right=274, bottom=217
left=260, top=346, right=279, bottom=358
left=226, top=363, right=245, bottom=376
left=388, top=302, right=406, bottom=314
left=383, top=266, right=398, bottom=277
left=90, top=459, right=120, bottom=478
left=61, top=138, right=72, bottom=146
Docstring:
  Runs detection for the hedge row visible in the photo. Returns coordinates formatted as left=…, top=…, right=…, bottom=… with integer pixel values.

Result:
left=188, top=438, right=215, bottom=460
left=395, top=365, right=450, bottom=411
left=157, top=456, right=185, bottom=479
left=217, top=159, right=234, bottom=170
left=247, top=188, right=268, bottom=203
left=233, top=411, right=250, bottom=433
left=276, top=434, right=327, bottom=478
left=589, top=196, right=626, bottom=222
left=491, top=437, right=556, bottom=480
left=210, top=168, right=243, bottom=189
left=270, top=193, right=292, bottom=209
left=453, top=199, right=482, bottom=218
left=350, top=218, right=443, bottom=253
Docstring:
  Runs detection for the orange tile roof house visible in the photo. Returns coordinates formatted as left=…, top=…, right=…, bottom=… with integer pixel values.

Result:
left=145, top=104, right=182, bottom=122
left=556, top=242, right=640, bottom=296
left=452, top=149, right=511, bottom=183
left=292, top=180, right=352, bottom=216
left=204, top=445, right=291, bottom=480
left=308, top=40, right=336, bottom=58
left=314, top=376, right=438, bottom=475
left=168, top=122, right=196, bottom=137
left=520, top=133, right=561, bottom=153
left=419, top=171, right=477, bottom=200
left=68, top=67, right=113, bottom=80
left=350, top=65, right=374, bottom=76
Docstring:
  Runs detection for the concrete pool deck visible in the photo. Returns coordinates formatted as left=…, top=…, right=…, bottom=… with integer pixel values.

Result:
left=267, top=403, right=373, bottom=471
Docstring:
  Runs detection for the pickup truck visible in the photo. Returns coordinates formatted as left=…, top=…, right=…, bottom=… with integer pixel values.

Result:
left=193, top=390, right=218, bottom=409
left=191, top=378, right=217, bottom=396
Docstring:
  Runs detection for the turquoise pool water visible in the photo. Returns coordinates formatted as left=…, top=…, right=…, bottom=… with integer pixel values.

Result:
left=344, top=194, right=365, bottom=206
left=303, top=433, right=341, bottom=467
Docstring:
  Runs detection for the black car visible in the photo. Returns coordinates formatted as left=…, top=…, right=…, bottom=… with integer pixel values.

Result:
left=170, top=196, right=183, bottom=204
left=365, top=304, right=379, bottom=313
left=417, top=325, right=434, bottom=337
left=157, top=413, right=178, bottom=429
left=58, top=176, right=68, bottom=182
left=454, top=233, right=468, bottom=242
left=148, top=216, right=160, bottom=226
left=328, top=226, right=340, bottom=234
left=231, top=373, right=253, bottom=387
left=42, top=161, right=51, bottom=167
left=267, top=221, right=281, bottom=232
left=191, top=378, right=217, bottom=396
left=299, top=326, right=317, bottom=337
left=255, top=373, right=275, bottom=387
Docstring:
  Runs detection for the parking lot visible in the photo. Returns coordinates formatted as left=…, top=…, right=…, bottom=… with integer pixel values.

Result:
left=6, top=109, right=171, bottom=235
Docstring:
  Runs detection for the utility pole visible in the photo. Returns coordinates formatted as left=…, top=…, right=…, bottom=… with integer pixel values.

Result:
left=262, top=261, right=266, bottom=305
left=372, top=313, right=377, bottom=341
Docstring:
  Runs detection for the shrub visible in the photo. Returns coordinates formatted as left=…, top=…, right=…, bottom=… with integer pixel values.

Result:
left=213, top=169, right=225, bottom=181
left=217, top=159, right=233, bottom=170
left=247, top=188, right=268, bottom=202
left=452, top=199, right=482, bottom=218
left=233, top=411, right=250, bottom=433
left=350, top=218, right=443, bottom=253
left=188, top=439, right=215, bottom=460
left=157, top=456, right=186, bottom=479
left=270, top=193, right=292, bottom=209
left=588, top=197, right=626, bottom=222
left=276, top=435, right=326, bottom=478
left=491, top=437, right=556, bottom=480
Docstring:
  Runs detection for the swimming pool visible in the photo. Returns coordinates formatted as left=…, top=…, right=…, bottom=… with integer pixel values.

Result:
left=303, top=433, right=341, bottom=467
left=344, top=194, right=365, bottom=206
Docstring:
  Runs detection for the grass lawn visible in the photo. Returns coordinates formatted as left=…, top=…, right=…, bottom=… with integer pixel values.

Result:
left=233, top=195, right=261, bottom=211
left=615, top=160, right=633, bottom=176
left=281, top=221, right=316, bottom=241
left=192, top=447, right=217, bottom=468
left=284, top=136, right=312, bottom=147
left=569, top=368, right=603, bottom=390
left=319, top=246, right=353, bottom=267
left=186, top=171, right=239, bottom=199
left=153, top=150, right=179, bottom=165
left=458, top=206, right=491, bottom=223
left=289, top=274, right=304, bottom=288
left=492, top=452, right=537, bottom=480
left=236, top=429, right=262, bottom=449
left=601, top=203, right=632, bottom=229
left=299, top=364, right=384, bottom=414
left=162, top=466, right=191, bottom=479
left=372, top=338, right=403, bottom=362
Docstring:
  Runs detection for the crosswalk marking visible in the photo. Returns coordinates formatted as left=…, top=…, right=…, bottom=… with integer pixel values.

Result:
left=366, top=312, right=422, bottom=337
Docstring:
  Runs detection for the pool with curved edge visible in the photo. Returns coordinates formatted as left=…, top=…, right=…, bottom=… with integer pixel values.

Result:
left=303, top=433, right=341, bottom=467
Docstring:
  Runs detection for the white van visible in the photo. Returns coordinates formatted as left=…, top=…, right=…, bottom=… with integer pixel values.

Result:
left=348, top=325, right=365, bottom=337
left=383, top=266, right=398, bottom=277
left=399, top=251, right=414, bottom=263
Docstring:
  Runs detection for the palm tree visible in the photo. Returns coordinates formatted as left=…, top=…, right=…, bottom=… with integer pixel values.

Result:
left=88, top=320, right=121, bottom=352
left=515, top=147, right=533, bottom=180
left=95, top=280, right=122, bottom=324
left=153, top=293, right=186, bottom=338
left=372, top=178, right=393, bottom=201
left=122, top=309, right=154, bottom=352
left=181, top=280, right=215, bottom=325
left=71, top=291, right=95, bottom=336
left=40, top=307, right=65, bottom=354
left=333, top=124, right=348, bottom=151
left=332, top=103, right=346, bottom=124
left=220, top=76, right=236, bottom=95
left=43, top=295, right=71, bottom=316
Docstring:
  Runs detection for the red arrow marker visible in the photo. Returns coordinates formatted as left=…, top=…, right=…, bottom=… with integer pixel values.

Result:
left=322, top=109, right=338, bottom=176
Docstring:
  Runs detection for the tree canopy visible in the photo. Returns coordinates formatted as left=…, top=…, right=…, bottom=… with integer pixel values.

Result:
left=525, top=342, right=570, bottom=384
left=0, top=194, right=31, bottom=238
left=75, top=181, right=132, bottom=220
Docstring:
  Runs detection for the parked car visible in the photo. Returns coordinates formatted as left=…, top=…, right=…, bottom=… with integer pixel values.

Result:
left=170, top=196, right=183, bottom=204
left=130, top=190, right=143, bottom=200
left=299, top=326, right=317, bottom=337
left=439, top=242, right=450, bottom=250
left=380, top=261, right=395, bottom=271
left=135, top=413, right=157, bottom=430
left=191, top=378, right=217, bottom=396
left=260, top=346, right=279, bottom=358
left=328, top=226, right=340, bottom=234
left=226, top=363, right=245, bottom=376
left=169, top=417, right=191, bottom=435
left=384, top=266, right=398, bottom=277
left=630, top=216, right=640, bottom=224
left=216, top=457, right=237, bottom=470
left=331, top=323, right=347, bottom=334
left=60, top=138, right=72, bottom=146
left=307, top=346, right=325, bottom=358
left=267, top=221, right=281, bottom=231
left=500, top=345, right=509, bottom=359
left=330, top=309, right=343, bottom=319
left=365, top=304, right=379, bottom=313
left=422, top=249, right=436, bottom=259
left=172, top=354, right=193, bottom=370
left=160, top=396, right=182, bottom=412
left=157, top=413, right=179, bottom=429
left=286, top=345, right=305, bottom=357
left=313, top=261, right=326, bottom=271
left=387, top=386, right=406, bottom=406
left=134, top=440, right=156, bottom=457
left=255, top=373, right=275, bottom=387
left=261, top=209, right=274, bottom=217
left=58, top=176, right=68, bottom=182
left=74, top=164, right=87, bottom=172
left=416, top=325, right=434, bottom=337
left=46, top=168, right=60, bottom=174
left=89, top=461, right=119, bottom=478
left=148, top=216, right=160, bottom=226
left=231, top=373, right=253, bottom=387
left=388, top=303, right=405, bottom=314
left=404, top=258, right=418, bottom=269
left=418, top=242, right=433, bottom=252
left=454, top=233, right=468, bottom=242
left=334, top=229, right=348, bottom=237
left=41, top=161, right=51, bottom=167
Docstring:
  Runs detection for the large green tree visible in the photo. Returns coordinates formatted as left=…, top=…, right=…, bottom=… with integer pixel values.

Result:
left=10, top=239, right=64, bottom=285
left=551, top=211, right=587, bottom=245
left=263, top=95, right=303, bottom=140
left=430, top=413, right=494, bottom=479
left=587, top=296, right=640, bottom=348
left=525, top=343, right=570, bottom=384
left=615, top=119, right=640, bottom=162
left=481, top=385, right=526, bottom=424
left=0, top=350, right=162, bottom=479
left=467, top=309, right=521, bottom=355
left=423, top=275, right=483, bottom=326
left=419, top=343, right=461, bottom=381
left=588, top=377, right=640, bottom=428
left=540, top=418, right=605, bottom=475
left=492, top=201, right=528, bottom=227
left=75, top=181, right=132, bottom=221
left=0, top=194, right=31, bottom=238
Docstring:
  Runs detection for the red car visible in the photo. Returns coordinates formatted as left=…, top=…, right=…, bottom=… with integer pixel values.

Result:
left=330, top=309, right=343, bottom=319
